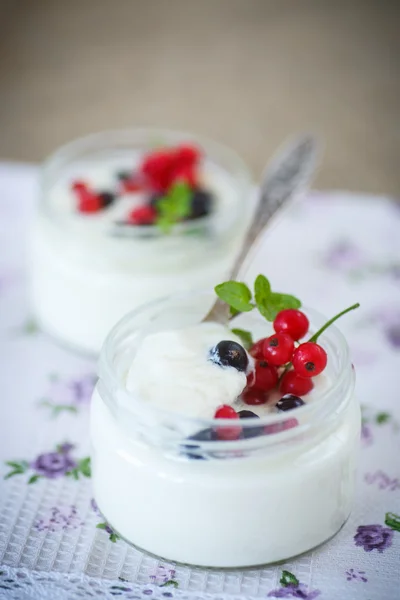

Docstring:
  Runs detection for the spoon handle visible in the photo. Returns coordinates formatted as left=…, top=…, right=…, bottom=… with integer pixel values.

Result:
left=203, top=134, right=320, bottom=324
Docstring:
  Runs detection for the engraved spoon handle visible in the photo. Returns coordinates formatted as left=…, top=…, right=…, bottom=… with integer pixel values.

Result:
left=203, top=134, right=320, bottom=324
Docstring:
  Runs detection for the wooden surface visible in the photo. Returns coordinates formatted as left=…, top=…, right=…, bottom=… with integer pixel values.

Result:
left=0, top=0, right=399, bottom=195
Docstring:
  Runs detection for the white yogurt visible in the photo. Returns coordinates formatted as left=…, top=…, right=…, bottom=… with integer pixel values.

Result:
left=31, top=132, right=252, bottom=354
left=126, top=323, right=247, bottom=418
left=90, top=304, right=360, bottom=567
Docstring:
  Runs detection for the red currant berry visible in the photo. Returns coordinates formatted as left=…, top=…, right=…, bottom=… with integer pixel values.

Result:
left=214, top=404, right=238, bottom=419
left=78, top=192, right=103, bottom=213
left=128, top=205, right=157, bottom=226
left=273, top=309, right=309, bottom=340
left=279, top=370, right=314, bottom=396
left=175, top=144, right=201, bottom=166
left=292, top=342, right=327, bottom=378
left=214, top=405, right=241, bottom=440
left=249, top=338, right=267, bottom=359
left=252, top=360, right=278, bottom=391
left=71, top=180, right=88, bottom=192
left=241, top=387, right=269, bottom=405
left=141, top=150, right=174, bottom=192
left=263, top=333, right=294, bottom=366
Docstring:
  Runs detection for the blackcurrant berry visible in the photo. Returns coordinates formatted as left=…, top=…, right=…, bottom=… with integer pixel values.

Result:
left=209, top=340, right=248, bottom=372
left=276, top=394, right=305, bottom=411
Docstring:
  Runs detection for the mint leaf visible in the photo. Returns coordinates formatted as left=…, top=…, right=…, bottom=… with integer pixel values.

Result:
left=385, top=512, right=400, bottom=532
left=280, top=570, right=299, bottom=587
left=254, top=275, right=276, bottom=320
left=215, top=281, right=254, bottom=313
left=155, top=182, right=192, bottom=233
left=231, top=328, right=253, bottom=350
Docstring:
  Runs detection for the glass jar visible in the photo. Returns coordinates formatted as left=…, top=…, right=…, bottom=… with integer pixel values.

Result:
left=30, top=129, right=252, bottom=354
left=90, top=291, right=360, bottom=568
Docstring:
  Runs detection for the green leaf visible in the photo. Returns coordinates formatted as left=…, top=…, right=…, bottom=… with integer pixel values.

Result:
left=155, top=182, right=192, bottom=233
left=270, top=292, right=302, bottom=312
left=109, top=533, right=119, bottom=543
left=4, top=470, right=20, bottom=480
left=376, top=412, right=391, bottom=425
left=385, top=512, right=400, bottom=532
left=254, top=275, right=276, bottom=321
left=28, top=474, right=41, bottom=484
left=52, top=405, right=78, bottom=417
left=96, top=522, right=108, bottom=530
left=215, top=281, right=254, bottom=313
left=5, top=461, right=24, bottom=470
left=78, top=457, right=91, bottom=478
left=280, top=570, right=299, bottom=587
left=66, top=468, right=80, bottom=480
left=231, top=328, right=253, bottom=350
left=162, top=580, right=179, bottom=588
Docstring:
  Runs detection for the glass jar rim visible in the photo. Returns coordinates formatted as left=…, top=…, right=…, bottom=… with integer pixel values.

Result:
left=98, top=289, right=355, bottom=439
left=39, top=127, right=252, bottom=239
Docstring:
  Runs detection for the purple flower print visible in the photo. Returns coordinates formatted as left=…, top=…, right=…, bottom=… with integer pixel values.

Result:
left=361, top=423, right=373, bottom=446
left=268, top=583, right=320, bottom=599
left=385, top=323, right=400, bottom=349
left=268, top=572, right=320, bottom=599
left=31, top=445, right=77, bottom=479
left=354, top=524, right=394, bottom=553
left=345, top=569, right=367, bottom=582
left=40, top=373, right=96, bottom=417
left=364, top=470, right=400, bottom=491
left=148, top=566, right=178, bottom=587
left=35, top=505, right=83, bottom=532
left=323, top=240, right=363, bottom=271
left=91, top=498, right=120, bottom=543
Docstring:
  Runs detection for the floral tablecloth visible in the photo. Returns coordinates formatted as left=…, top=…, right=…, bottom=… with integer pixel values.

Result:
left=0, top=163, right=399, bottom=600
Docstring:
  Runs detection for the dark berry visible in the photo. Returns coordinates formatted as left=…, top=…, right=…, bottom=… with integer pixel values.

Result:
left=276, top=394, right=305, bottom=411
left=127, top=205, right=157, bottom=226
left=273, top=309, right=309, bottom=340
left=241, top=387, right=268, bottom=405
left=238, top=410, right=263, bottom=439
left=209, top=340, right=248, bottom=372
left=237, top=410, right=259, bottom=419
left=98, top=191, right=115, bottom=208
left=252, top=360, right=278, bottom=391
left=117, top=171, right=131, bottom=181
left=186, top=189, right=213, bottom=219
left=188, top=428, right=216, bottom=442
left=279, top=370, right=314, bottom=395
left=263, top=333, right=295, bottom=366
left=292, top=342, right=327, bottom=378
left=249, top=338, right=267, bottom=359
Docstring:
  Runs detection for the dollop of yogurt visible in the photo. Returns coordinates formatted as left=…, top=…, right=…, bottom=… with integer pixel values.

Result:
left=126, top=323, right=247, bottom=418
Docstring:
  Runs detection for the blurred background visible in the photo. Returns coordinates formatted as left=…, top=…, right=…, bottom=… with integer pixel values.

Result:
left=0, top=0, right=399, bottom=194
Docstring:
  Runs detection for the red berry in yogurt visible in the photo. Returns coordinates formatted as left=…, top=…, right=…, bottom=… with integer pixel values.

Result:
left=263, top=333, right=294, bottom=366
left=128, top=205, right=157, bottom=226
left=292, top=342, right=327, bottom=377
left=279, top=370, right=314, bottom=396
left=252, top=360, right=278, bottom=391
left=273, top=309, right=309, bottom=341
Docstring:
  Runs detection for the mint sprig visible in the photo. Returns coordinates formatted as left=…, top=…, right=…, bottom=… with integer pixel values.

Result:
left=156, top=182, right=192, bottom=233
left=215, top=275, right=301, bottom=322
left=215, top=281, right=254, bottom=313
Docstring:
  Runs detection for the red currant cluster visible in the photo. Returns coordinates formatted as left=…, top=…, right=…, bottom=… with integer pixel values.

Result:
left=245, top=308, right=327, bottom=403
left=71, top=143, right=210, bottom=226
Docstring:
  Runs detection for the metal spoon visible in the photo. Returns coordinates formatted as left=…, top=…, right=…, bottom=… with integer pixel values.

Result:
left=203, top=134, right=320, bottom=324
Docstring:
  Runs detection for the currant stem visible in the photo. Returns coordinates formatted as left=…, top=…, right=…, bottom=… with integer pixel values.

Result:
left=308, top=303, right=360, bottom=343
